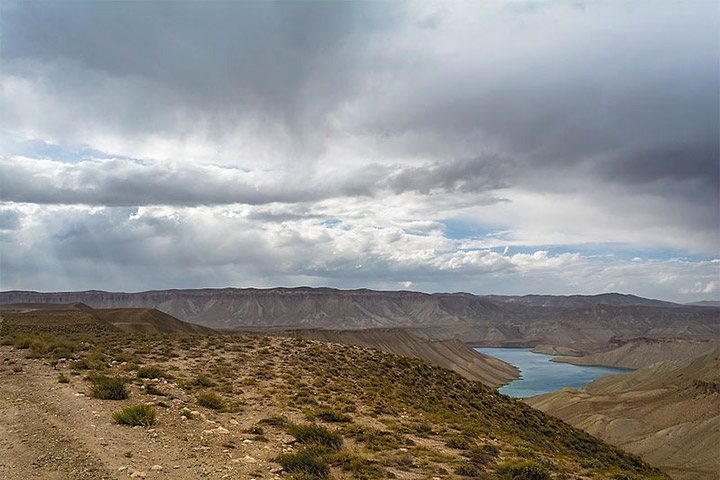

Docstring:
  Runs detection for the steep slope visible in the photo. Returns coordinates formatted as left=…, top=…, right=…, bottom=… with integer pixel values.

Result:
left=552, top=336, right=720, bottom=368
left=526, top=349, right=720, bottom=480
left=281, top=328, right=519, bottom=387
left=521, top=304, right=719, bottom=349
left=0, top=328, right=669, bottom=479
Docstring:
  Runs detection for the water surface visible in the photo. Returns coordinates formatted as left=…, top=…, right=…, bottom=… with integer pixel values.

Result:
left=475, top=347, right=631, bottom=398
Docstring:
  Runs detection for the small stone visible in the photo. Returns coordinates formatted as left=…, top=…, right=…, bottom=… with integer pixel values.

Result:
left=130, top=471, right=146, bottom=478
left=242, top=439, right=252, bottom=444
left=117, top=466, right=127, bottom=471
left=150, top=465, right=163, bottom=471
left=229, top=419, right=239, bottom=425
left=173, top=466, right=180, bottom=469
left=242, top=456, right=256, bottom=463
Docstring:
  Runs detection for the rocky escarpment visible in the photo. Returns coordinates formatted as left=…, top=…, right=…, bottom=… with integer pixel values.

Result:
left=2, top=288, right=716, bottom=349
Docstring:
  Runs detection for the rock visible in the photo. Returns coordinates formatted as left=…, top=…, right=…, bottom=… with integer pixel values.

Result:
left=242, top=456, right=256, bottom=463
left=150, top=465, right=163, bottom=471
left=202, top=426, right=230, bottom=435
left=117, top=466, right=127, bottom=471
left=130, top=471, right=146, bottom=478
left=229, top=419, right=239, bottom=425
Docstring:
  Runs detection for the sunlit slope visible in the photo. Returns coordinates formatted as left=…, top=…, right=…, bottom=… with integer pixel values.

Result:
left=284, top=327, right=519, bottom=387
left=552, top=336, right=720, bottom=369
left=526, top=348, right=720, bottom=480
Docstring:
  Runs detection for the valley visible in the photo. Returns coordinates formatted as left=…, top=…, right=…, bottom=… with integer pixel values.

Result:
left=1, top=289, right=718, bottom=479
left=0, top=306, right=668, bottom=480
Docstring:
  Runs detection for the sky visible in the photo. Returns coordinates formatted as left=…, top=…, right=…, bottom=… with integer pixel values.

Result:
left=1, top=1, right=718, bottom=303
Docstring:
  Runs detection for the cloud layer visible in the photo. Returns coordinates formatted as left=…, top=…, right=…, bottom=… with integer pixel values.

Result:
left=1, top=1, right=718, bottom=301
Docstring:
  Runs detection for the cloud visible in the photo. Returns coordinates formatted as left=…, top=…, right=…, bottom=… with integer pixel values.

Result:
left=0, top=1, right=717, bottom=300
left=1, top=204, right=717, bottom=302
left=1, top=154, right=510, bottom=206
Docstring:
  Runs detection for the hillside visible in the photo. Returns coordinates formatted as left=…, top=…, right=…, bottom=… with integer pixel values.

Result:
left=552, top=336, right=720, bottom=369
left=526, top=349, right=720, bottom=480
left=278, top=328, right=519, bottom=387
left=517, top=304, right=720, bottom=352
left=0, top=304, right=216, bottom=335
left=2, top=289, right=715, bottom=350
left=0, top=324, right=668, bottom=480
left=92, top=308, right=217, bottom=334
left=487, top=293, right=681, bottom=310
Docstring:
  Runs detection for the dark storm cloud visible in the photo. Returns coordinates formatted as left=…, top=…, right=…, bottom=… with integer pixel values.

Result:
left=2, top=1, right=716, bottom=198
left=0, top=1, right=398, bottom=141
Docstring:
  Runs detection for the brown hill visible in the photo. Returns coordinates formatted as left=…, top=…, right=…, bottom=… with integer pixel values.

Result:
left=526, top=349, right=720, bottom=480
left=91, top=308, right=216, bottom=334
left=0, top=308, right=119, bottom=334
left=279, top=328, right=519, bottom=387
left=552, top=336, right=720, bottom=369
left=0, top=303, right=216, bottom=335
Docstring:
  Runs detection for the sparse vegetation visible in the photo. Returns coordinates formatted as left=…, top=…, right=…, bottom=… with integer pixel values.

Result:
left=314, top=407, right=352, bottom=423
left=112, top=404, right=156, bottom=427
left=274, top=449, right=330, bottom=479
left=1, top=317, right=670, bottom=480
left=286, top=423, right=343, bottom=453
left=197, top=392, right=224, bottom=410
left=89, top=375, right=128, bottom=400
left=136, top=365, right=166, bottom=379
left=496, top=459, right=551, bottom=480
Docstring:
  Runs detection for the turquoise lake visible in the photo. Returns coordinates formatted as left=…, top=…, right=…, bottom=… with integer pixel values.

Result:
left=474, top=347, right=632, bottom=398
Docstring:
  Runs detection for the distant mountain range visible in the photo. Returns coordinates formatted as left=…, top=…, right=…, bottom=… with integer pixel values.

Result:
left=2, top=288, right=717, bottom=349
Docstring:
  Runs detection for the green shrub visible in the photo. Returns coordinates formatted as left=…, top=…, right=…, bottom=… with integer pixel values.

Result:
left=345, top=425, right=400, bottom=452
left=180, top=409, right=193, bottom=419
left=314, top=408, right=352, bottom=423
left=58, top=373, right=70, bottom=384
left=286, top=423, right=343, bottom=453
left=456, top=461, right=483, bottom=477
left=13, top=337, right=32, bottom=349
left=331, top=452, right=385, bottom=479
left=259, top=415, right=288, bottom=426
left=446, top=434, right=474, bottom=450
left=194, top=374, right=215, bottom=387
left=274, top=449, right=330, bottom=479
left=467, top=444, right=500, bottom=466
left=90, top=376, right=129, bottom=400
left=496, top=460, right=551, bottom=480
left=137, top=365, right=166, bottom=379
left=197, top=392, right=224, bottom=410
left=112, top=404, right=157, bottom=427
